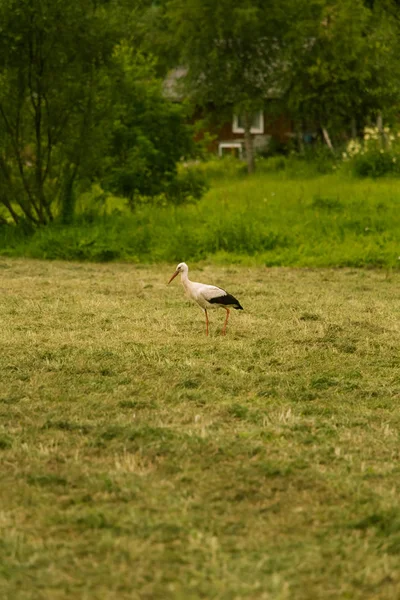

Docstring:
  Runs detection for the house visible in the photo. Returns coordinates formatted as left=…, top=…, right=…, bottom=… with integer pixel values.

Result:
left=163, top=67, right=294, bottom=157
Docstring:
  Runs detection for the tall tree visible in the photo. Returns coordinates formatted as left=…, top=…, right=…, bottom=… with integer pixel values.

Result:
left=0, top=0, right=126, bottom=226
left=0, top=0, right=195, bottom=226
left=285, top=0, right=400, bottom=146
left=101, top=43, right=195, bottom=204
left=166, top=0, right=297, bottom=173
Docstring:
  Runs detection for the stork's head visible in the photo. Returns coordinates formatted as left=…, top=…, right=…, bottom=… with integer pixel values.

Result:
left=168, top=262, right=188, bottom=284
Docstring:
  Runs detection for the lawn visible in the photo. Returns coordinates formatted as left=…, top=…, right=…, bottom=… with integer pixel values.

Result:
left=1, top=259, right=400, bottom=599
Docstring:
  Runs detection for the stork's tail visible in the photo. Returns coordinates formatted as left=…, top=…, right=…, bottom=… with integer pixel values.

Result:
left=226, top=293, right=243, bottom=310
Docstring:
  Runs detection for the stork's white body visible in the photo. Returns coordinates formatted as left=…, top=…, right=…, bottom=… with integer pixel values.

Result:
left=181, top=277, right=229, bottom=310
left=168, top=262, right=243, bottom=335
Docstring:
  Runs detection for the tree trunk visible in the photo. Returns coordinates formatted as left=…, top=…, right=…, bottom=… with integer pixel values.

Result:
left=243, top=112, right=255, bottom=174
left=60, top=169, right=77, bottom=224
left=0, top=193, right=20, bottom=225
left=351, top=117, right=357, bottom=139
left=322, top=126, right=334, bottom=153
left=376, top=112, right=383, bottom=132
left=377, top=111, right=385, bottom=148
left=296, top=121, right=305, bottom=154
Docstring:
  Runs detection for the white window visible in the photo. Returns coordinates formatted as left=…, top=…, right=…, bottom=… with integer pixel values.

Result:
left=232, top=111, right=264, bottom=134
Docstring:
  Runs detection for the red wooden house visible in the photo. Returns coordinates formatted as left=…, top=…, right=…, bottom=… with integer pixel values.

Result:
left=163, top=67, right=294, bottom=157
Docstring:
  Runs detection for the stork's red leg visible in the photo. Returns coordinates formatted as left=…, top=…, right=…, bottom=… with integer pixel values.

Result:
left=221, top=308, right=230, bottom=335
left=205, top=309, right=209, bottom=336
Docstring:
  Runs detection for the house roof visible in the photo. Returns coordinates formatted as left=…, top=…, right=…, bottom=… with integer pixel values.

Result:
left=163, top=66, right=283, bottom=102
left=163, top=67, right=188, bottom=101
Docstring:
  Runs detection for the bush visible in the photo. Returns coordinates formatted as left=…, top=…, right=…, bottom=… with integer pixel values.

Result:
left=304, top=145, right=337, bottom=174
left=165, top=165, right=209, bottom=205
left=344, top=127, right=400, bottom=178
left=352, top=149, right=399, bottom=178
left=102, top=44, right=199, bottom=208
left=124, top=165, right=209, bottom=210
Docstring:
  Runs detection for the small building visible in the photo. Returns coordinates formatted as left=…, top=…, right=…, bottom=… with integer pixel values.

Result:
left=163, top=67, right=294, bottom=157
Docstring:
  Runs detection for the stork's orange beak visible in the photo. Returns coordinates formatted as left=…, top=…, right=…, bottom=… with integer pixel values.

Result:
left=168, top=270, right=179, bottom=284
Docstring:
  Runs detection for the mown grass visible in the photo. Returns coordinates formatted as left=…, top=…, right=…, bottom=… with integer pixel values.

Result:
left=1, top=259, right=400, bottom=599
left=1, top=167, right=400, bottom=268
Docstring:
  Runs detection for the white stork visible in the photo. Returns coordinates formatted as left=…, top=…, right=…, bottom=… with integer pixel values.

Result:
left=168, top=262, right=243, bottom=336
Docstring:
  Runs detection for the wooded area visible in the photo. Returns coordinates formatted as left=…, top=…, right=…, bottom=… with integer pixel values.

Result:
left=1, top=0, right=400, bottom=225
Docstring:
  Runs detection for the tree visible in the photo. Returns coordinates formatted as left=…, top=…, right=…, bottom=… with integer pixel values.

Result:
left=285, top=0, right=400, bottom=147
left=101, top=43, right=196, bottom=204
left=166, top=0, right=297, bottom=173
left=0, top=0, right=127, bottom=226
left=132, top=0, right=181, bottom=77
left=0, top=0, right=200, bottom=227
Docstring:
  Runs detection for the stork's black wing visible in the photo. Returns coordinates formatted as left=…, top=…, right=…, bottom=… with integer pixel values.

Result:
left=209, top=293, right=243, bottom=310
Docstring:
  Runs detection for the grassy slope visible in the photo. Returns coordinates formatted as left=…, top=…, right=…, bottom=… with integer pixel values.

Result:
left=1, top=170, right=400, bottom=267
left=1, top=259, right=400, bottom=599
left=206, top=173, right=400, bottom=267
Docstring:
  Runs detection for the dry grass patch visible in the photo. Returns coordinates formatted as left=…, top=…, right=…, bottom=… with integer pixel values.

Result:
left=0, top=259, right=400, bottom=599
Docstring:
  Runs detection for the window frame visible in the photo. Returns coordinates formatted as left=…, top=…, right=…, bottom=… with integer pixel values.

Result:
left=232, top=111, right=264, bottom=134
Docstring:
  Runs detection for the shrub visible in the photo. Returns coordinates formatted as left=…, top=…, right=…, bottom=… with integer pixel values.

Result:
left=124, top=165, right=209, bottom=210
left=352, top=150, right=399, bottom=178
left=303, top=144, right=337, bottom=174
left=344, top=127, right=400, bottom=178
left=165, top=165, right=209, bottom=205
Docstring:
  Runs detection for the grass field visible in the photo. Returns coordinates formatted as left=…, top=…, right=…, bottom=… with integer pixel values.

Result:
left=1, top=168, right=400, bottom=268
left=1, top=259, right=400, bottom=599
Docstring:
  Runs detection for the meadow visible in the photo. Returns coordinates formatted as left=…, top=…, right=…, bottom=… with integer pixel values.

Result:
left=1, top=160, right=400, bottom=269
left=1, top=258, right=400, bottom=599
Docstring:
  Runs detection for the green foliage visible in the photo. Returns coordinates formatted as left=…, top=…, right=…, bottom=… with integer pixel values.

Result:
left=0, top=0, right=124, bottom=225
left=1, top=167, right=400, bottom=268
left=164, top=164, right=209, bottom=205
left=189, top=156, right=248, bottom=181
left=122, top=166, right=209, bottom=210
left=352, top=150, right=400, bottom=178
left=286, top=0, right=400, bottom=136
left=168, top=0, right=289, bottom=106
left=0, top=1, right=201, bottom=226
left=166, top=0, right=299, bottom=172
left=103, top=44, right=196, bottom=206
left=343, top=127, right=400, bottom=178
left=301, top=145, right=338, bottom=174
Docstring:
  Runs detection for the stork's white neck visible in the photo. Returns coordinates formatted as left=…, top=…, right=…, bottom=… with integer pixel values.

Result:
left=180, top=269, right=189, bottom=283
left=180, top=269, right=193, bottom=293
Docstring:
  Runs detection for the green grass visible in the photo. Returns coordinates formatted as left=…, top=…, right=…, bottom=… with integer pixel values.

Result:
left=1, top=259, right=400, bottom=599
left=1, top=168, right=400, bottom=268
